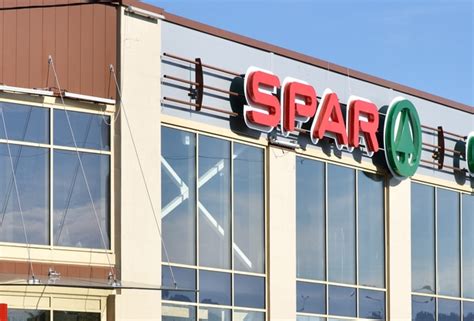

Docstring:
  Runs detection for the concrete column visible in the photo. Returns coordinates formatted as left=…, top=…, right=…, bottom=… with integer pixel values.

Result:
left=268, top=147, right=296, bottom=321
left=112, top=10, right=162, bottom=321
left=387, top=178, right=412, bottom=321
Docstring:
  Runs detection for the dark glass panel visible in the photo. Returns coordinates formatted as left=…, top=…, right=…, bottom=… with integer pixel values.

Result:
left=411, top=183, right=435, bottom=294
left=8, top=309, right=50, bottom=321
left=462, top=194, right=474, bottom=298
left=412, top=295, right=435, bottom=321
left=328, top=285, right=356, bottom=317
left=296, top=281, right=325, bottom=314
left=53, top=311, right=101, bottom=321
left=438, top=299, right=460, bottom=321
left=162, top=266, right=196, bottom=302
left=359, top=289, right=385, bottom=319
left=234, top=274, right=265, bottom=309
left=296, top=157, right=325, bottom=280
left=199, top=270, right=231, bottom=306
left=0, top=102, right=49, bottom=144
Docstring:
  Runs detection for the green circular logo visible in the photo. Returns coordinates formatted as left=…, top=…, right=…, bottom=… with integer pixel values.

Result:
left=384, top=98, right=422, bottom=178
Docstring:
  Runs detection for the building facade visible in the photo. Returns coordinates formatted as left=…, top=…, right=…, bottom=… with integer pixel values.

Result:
left=0, top=1, right=472, bottom=321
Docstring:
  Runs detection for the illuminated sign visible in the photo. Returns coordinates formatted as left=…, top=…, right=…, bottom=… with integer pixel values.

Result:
left=243, top=66, right=426, bottom=178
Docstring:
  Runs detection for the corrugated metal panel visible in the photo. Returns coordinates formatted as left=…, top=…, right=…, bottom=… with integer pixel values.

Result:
left=0, top=1, right=117, bottom=99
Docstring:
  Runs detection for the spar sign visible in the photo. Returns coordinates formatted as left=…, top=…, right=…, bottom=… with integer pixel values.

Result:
left=242, top=66, right=424, bottom=179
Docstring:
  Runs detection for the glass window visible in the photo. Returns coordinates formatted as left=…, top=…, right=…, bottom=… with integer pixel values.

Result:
left=8, top=309, right=50, bottom=321
left=464, top=301, right=474, bottom=321
left=163, top=304, right=196, bottom=321
left=437, top=189, right=460, bottom=297
left=0, top=144, right=49, bottom=245
left=0, top=102, right=49, bottom=144
left=296, top=281, right=325, bottom=314
left=161, top=127, right=196, bottom=265
left=233, top=143, right=265, bottom=273
left=462, top=194, right=474, bottom=298
left=412, top=296, right=435, bottom=321
left=198, top=136, right=231, bottom=269
left=411, top=183, right=435, bottom=294
left=328, top=285, right=356, bottom=317
left=328, top=165, right=355, bottom=284
left=234, top=311, right=265, bottom=321
left=359, top=289, right=385, bottom=320
left=438, top=299, right=460, bottom=321
left=199, top=307, right=231, bottom=321
left=53, top=311, right=100, bottom=321
left=297, top=317, right=326, bottom=321
left=54, top=110, right=110, bottom=151
left=53, top=150, right=110, bottom=249
left=162, top=266, right=196, bottom=302
left=234, top=274, right=265, bottom=309
left=199, top=270, right=231, bottom=306
left=358, top=172, right=384, bottom=288
left=296, top=158, right=325, bottom=280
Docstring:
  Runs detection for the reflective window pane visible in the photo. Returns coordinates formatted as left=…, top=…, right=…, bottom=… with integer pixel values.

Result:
left=8, top=309, right=50, bottom=321
left=199, top=307, right=231, bottom=321
left=296, top=281, right=325, bottom=314
left=328, top=165, right=355, bottom=284
left=328, top=285, right=356, bottom=317
left=437, top=189, right=460, bottom=297
left=161, top=128, right=196, bottom=265
left=163, top=304, right=196, bottom=321
left=235, top=311, right=265, bottom=321
left=234, top=274, right=265, bottom=309
left=412, top=295, right=435, bottom=321
left=54, top=110, right=110, bottom=150
left=297, top=316, right=325, bottom=321
left=411, top=183, right=435, bottom=294
left=464, top=301, right=474, bottom=321
left=162, top=266, right=196, bottom=302
left=296, top=157, right=325, bottom=280
left=463, top=194, right=474, bottom=298
left=198, top=136, right=231, bottom=269
left=233, top=143, right=264, bottom=273
left=358, top=172, right=385, bottom=288
left=0, top=145, right=49, bottom=245
left=0, top=103, right=49, bottom=144
left=359, top=289, right=385, bottom=320
left=53, top=151, right=110, bottom=249
left=438, top=299, right=460, bottom=321
left=54, top=311, right=100, bottom=321
left=199, top=270, right=231, bottom=306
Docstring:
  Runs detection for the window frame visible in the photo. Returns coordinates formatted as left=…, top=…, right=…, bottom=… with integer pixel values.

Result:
left=295, top=154, right=388, bottom=320
left=161, top=123, right=268, bottom=321
left=0, top=96, right=115, bottom=262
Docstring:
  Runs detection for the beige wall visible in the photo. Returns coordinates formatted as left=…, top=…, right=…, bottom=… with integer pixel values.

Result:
left=113, top=9, right=163, bottom=321
left=268, top=147, right=296, bottom=321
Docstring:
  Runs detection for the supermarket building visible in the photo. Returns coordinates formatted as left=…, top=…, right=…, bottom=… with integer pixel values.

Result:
left=0, top=1, right=473, bottom=321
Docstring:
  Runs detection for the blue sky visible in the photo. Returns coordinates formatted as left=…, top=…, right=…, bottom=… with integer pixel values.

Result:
left=145, top=0, right=473, bottom=106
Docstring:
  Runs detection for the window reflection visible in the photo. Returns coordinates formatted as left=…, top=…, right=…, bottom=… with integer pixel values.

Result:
left=53, top=311, right=100, bottom=321
left=8, top=309, right=50, bottom=321
left=199, top=270, right=231, bottom=306
left=464, top=301, right=474, bottom=321
left=296, top=281, right=325, bottom=314
left=54, top=110, right=110, bottom=151
left=328, top=285, right=356, bottom=317
left=358, top=172, right=384, bottom=288
left=296, top=158, right=325, bottom=280
left=437, top=189, right=460, bottom=297
left=412, top=295, right=435, bottom=321
left=161, top=128, right=196, bottom=265
left=233, top=143, right=265, bottom=273
left=234, top=311, right=265, bottom=321
left=234, top=274, right=265, bottom=309
left=198, top=136, right=231, bottom=269
left=462, top=195, right=474, bottom=298
left=0, top=144, right=49, bottom=245
left=438, top=299, right=460, bottom=321
left=328, top=165, right=355, bottom=284
left=53, top=151, right=110, bottom=249
left=198, top=307, right=231, bottom=321
left=162, top=266, right=196, bottom=302
left=411, top=183, right=435, bottom=294
left=0, top=103, right=49, bottom=144
left=359, top=289, right=385, bottom=319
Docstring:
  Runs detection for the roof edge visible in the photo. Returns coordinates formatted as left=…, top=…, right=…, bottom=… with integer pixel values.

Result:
left=123, top=0, right=473, bottom=114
